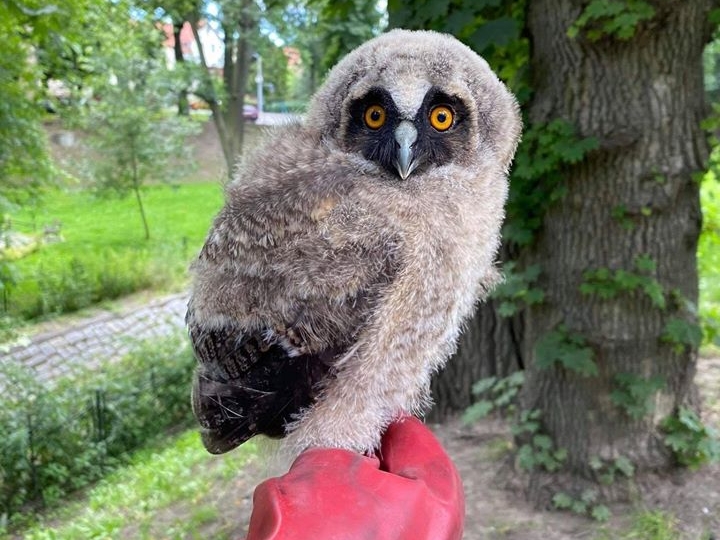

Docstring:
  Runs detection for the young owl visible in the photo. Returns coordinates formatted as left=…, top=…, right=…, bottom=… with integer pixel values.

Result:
left=187, top=29, right=521, bottom=455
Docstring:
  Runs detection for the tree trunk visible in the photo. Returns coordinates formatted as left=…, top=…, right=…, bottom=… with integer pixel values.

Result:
left=519, top=0, right=713, bottom=504
left=173, top=21, right=190, bottom=116
left=132, top=176, right=150, bottom=241
left=190, top=17, right=233, bottom=175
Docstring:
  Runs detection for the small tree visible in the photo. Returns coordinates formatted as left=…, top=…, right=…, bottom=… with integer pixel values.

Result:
left=84, top=36, right=198, bottom=240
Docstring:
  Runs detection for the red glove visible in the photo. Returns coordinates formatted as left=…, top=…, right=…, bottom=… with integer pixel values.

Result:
left=245, top=416, right=464, bottom=540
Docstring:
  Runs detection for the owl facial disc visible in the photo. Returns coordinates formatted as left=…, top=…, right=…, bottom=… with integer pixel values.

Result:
left=394, top=120, right=418, bottom=180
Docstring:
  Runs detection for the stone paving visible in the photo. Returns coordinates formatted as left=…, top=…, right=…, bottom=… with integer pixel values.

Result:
left=0, top=293, right=189, bottom=383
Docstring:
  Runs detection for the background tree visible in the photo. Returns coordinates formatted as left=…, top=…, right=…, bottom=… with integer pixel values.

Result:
left=0, top=0, right=91, bottom=326
left=390, top=0, right=719, bottom=505
left=82, top=14, right=198, bottom=240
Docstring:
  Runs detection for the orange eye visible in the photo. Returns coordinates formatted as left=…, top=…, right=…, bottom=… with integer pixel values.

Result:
left=364, top=105, right=386, bottom=129
left=429, top=105, right=454, bottom=131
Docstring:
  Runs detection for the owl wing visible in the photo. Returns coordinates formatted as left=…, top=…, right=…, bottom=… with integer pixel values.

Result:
left=188, top=316, right=342, bottom=454
left=187, top=194, right=398, bottom=454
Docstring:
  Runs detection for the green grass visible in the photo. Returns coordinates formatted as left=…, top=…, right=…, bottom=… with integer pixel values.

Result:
left=4, top=182, right=224, bottom=320
left=14, top=430, right=258, bottom=540
left=700, top=178, right=720, bottom=347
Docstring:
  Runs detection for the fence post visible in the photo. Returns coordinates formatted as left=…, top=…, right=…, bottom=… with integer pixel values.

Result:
left=26, top=412, right=43, bottom=507
left=93, top=389, right=107, bottom=474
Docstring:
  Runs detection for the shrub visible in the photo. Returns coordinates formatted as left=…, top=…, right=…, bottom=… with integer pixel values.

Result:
left=0, top=334, right=195, bottom=523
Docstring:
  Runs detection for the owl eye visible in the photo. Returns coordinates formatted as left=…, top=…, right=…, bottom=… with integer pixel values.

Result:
left=364, top=105, right=386, bottom=129
left=429, top=105, right=454, bottom=131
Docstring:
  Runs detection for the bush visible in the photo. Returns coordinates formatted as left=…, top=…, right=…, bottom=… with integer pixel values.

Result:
left=21, top=249, right=181, bottom=319
left=0, top=334, right=195, bottom=523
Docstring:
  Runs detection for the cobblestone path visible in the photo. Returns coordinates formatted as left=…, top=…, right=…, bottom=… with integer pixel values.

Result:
left=1, top=293, right=188, bottom=383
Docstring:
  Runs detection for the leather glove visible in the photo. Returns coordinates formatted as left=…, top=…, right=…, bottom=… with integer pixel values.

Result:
left=245, top=415, right=464, bottom=540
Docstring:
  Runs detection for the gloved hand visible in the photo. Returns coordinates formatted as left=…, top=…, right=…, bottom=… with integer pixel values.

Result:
left=245, top=415, right=464, bottom=540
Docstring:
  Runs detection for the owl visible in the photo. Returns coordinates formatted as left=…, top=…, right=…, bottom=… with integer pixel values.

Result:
left=186, top=29, right=521, bottom=456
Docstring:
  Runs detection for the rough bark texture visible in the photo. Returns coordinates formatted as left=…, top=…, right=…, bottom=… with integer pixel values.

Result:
left=518, top=0, right=714, bottom=503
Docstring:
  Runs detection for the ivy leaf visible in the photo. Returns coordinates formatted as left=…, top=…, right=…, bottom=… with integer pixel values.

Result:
left=552, top=492, right=573, bottom=509
left=533, top=434, right=553, bottom=450
left=591, top=504, right=611, bottom=522
left=634, top=254, right=656, bottom=273
left=471, top=376, right=498, bottom=396
left=641, top=280, right=665, bottom=309
left=498, top=301, right=518, bottom=317
left=535, top=327, right=598, bottom=377
left=525, top=288, right=545, bottom=305
left=614, top=456, right=635, bottom=477
left=462, top=400, right=494, bottom=423
left=662, top=318, right=703, bottom=351
left=469, top=17, right=520, bottom=52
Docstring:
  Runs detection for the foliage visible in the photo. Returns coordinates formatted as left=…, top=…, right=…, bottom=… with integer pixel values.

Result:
left=491, top=262, right=544, bottom=317
left=462, top=371, right=525, bottom=423
left=610, top=373, right=665, bottom=420
left=0, top=334, right=195, bottom=523
left=2, top=182, right=222, bottom=323
left=0, top=6, right=53, bottom=212
left=699, top=145, right=720, bottom=347
left=12, top=430, right=257, bottom=539
left=313, top=0, right=385, bottom=73
left=661, top=318, right=704, bottom=353
left=513, top=409, right=567, bottom=472
left=80, top=23, right=199, bottom=240
left=580, top=255, right=665, bottom=309
left=567, top=0, right=655, bottom=42
left=589, top=454, right=635, bottom=485
left=618, top=510, right=682, bottom=540
left=535, top=324, right=598, bottom=377
left=661, top=407, right=720, bottom=469
left=552, top=489, right=610, bottom=522
left=504, top=120, right=599, bottom=246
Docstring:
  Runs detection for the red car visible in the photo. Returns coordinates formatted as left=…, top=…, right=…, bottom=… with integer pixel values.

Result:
left=243, top=104, right=259, bottom=122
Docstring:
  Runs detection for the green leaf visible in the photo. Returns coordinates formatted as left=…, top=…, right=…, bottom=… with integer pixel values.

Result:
left=589, top=455, right=603, bottom=470
left=469, top=17, right=520, bottom=52
left=517, top=444, right=536, bottom=471
left=498, top=301, right=518, bottom=317
left=532, top=434, right=553, bottom=450
left=614, top=456, right=635, bottom=477
left=581, top=489, right=598, bottom=504
left=535, top=327, right=598, bottom=377
left=525, top=288, right=545, bottom=305
left=471, top=376, right=498, bottom=396
left=462, top=400, right=494, bottom=423
left=662, top=318, right=703, bottom=350
left=634, top=254, right=656, bottom=273
left=591, top=504, right=611, bottom=522
left=552, top=492, right=573, bottom=509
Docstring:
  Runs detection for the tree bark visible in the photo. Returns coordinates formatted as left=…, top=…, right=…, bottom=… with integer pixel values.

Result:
left=173, top=21, right=190, bottom=116
left=189, top=17, right=233, bottom=174
left=519, top=0, right=714, bottom=504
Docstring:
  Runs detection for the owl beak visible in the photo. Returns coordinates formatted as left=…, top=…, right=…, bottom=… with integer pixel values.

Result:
left=394, top=121, right=418, bottom=180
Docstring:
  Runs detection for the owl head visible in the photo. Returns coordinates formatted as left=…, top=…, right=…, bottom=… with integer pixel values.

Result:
left=305, top=29, right=521, bottom=182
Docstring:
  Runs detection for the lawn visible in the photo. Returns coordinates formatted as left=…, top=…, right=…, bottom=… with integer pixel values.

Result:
left=3, top=182, right=224, bottom=321
left=700, top=177, right=720, bottom=347
left=16, top=430, right=259, bottom=540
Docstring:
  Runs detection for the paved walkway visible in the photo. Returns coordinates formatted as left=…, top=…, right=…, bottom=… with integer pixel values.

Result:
left=0, top=293, right=189, bottom=383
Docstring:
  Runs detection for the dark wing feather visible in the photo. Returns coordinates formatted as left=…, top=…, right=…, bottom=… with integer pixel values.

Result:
left=188, top=314, right=336, bottom=454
